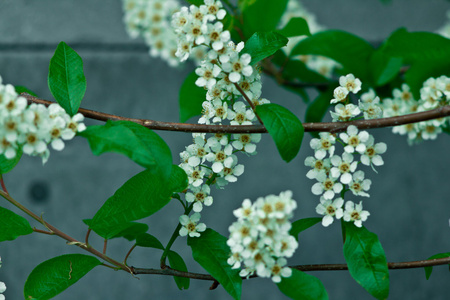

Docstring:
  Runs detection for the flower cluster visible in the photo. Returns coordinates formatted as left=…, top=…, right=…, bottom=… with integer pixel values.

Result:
left=382, top=76, right=450, bottom=144
left=0, top=257, right=5, bottom=300
left=306, top=74, right=386, bottom=227
left=0, top=77, right=86, bottom=163
left=174, top=1, right=268, bottom=236
left=279, top=0, right=340, bottom=78
left=227, top=191, right=298, bottom=283
left=121, top=0, right=207, bottom=66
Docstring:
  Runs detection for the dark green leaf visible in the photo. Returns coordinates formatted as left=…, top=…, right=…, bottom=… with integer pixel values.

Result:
left=179, top=71, right=207, bottom=123
left=369, top=50, right=403, bottom=86
left=242, top=31, right=288, bottom=65
left=135, top=233, right=164, bottom=250
left=305, top=87, right=334, bottom=138
left=168, top=250, right=190, bottom=290
left=0, top=206, right=33, bottom=241
left=186, top=0, right=204, bottom=5
left=240, top=0, right=289, bottom=37
left=277, top=269, right=328, bottom=300
left=0, top=147, right=22, bottom=174
left=24, top=254, right=101, bottom=300
left=277, top=17, right=311, bottom=38
left=48, top=41, right=86, bottom=116
left=343, top=223, right=389, bottom=300
left=290, top=30, right=374, bottom=81
left=79, top=120, right=172, bottom=179
left=404, top=60, right=450, bottom=99
left=15, top=86, right=38, bottom=97
left=109, top=222, right=149, bottom=241
left=289, top=217, right=322, bottom=240
left=168, top=164, right=189, bottom=193
left=256, top=103, right=304, bottom=162
left=188, top=228, right=242, bottom=300
left=424, top=252, right=450, bottom=280
left=89, top=165, right=183, bottom=239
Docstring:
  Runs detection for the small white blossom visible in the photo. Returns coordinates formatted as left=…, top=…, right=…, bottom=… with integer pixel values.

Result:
left=339, top=125, right=370, bottom=154
left=348, top=171, right=371, bottom=197
left=330, top=152, right=358, bottom=184
left=179, top=212, right=206, bottom=237
left=315, top=197, right=344, bottom=227
left=330, top=86, right=349, bottom=104
left=343, top=201, right=370, bottom=227
left=339, top=74, right=362, bottom=94
left=330, top=103, right=361, bottom=122
left=360, top=135, right=387, bottom=172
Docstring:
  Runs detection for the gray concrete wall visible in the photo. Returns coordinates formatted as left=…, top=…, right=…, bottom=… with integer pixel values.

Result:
left=0, top=0, right=449, bottom=299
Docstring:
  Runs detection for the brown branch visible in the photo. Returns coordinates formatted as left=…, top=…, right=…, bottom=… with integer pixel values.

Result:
left=133, top=256, right=450, bottom=280
left=233, top=82, right=264, bottom=125
left=23, top=94, right=450, bottom=134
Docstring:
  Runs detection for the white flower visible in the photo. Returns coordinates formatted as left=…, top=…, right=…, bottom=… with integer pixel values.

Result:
left=330, top=86, right=349, bottom=104
left=330, top=103, right=361, bottom=122
left=315, top=197, right=344, bottom=227
left=222, top=53, right=253, bottom=83
left=348, top=170, right=371, bottom=197
left=267, top=258, right=292, bottom=283
left=205, top=143, right=234, bottom=173
left=179, top=212, right=206, bottom=237
left=185, top=184, right=213, bottom=212
left=309, top=132, right=336, bottom=158
left=216, top=157, right=244, bottom=186
left=343, top=201, right=370, bottom=227
left=195, top=62, right=221, bottom=89
left=304, top=154, right=331, bottom=180
left=227, top=101, right=255, bottom=125
left=393, top=83, right=413, bottom=101
left=360, top=135, right=387, bottom=172
left=330, top=152, right=357, bottom=184
left=359, top=99, right=383, bottom=120
left=232, top=133, right=261, bottom=154
left=339, top=125, right=370, bottom=154
left=339, top=74, right=362, bottom=94
left=311, top=172, right=343, bottom=200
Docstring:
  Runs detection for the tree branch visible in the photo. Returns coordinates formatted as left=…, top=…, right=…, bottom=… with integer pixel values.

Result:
left=23, top=94, right=450, bottom=134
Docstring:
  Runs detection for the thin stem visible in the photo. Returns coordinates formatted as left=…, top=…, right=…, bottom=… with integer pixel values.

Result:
left=0, top=175, right=9, bottom=195
left=22, top=94, right=450, bottom=134
left=124, top=244, right=137, bottom=266
left=233, top=82, right=264, bottom=125
left=160, top=203, right=194, bottom=268
left=85, top=228, right=92, bottom=246
left=103, top=239, right=108, bottom=254
left=33, top=228, right=54, bottom=235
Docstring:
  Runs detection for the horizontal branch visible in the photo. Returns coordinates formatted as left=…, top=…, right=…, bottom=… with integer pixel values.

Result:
left=132, top=256, right=450, bottom=280
left=23, top=94, right=450, bottom=134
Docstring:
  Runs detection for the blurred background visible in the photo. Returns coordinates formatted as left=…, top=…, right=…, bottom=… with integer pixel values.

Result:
left=0, top=0, right=449, bottom=299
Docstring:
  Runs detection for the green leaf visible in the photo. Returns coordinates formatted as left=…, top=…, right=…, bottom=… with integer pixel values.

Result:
left=277, top=269, right=328, bottom=300
left=24, top=254, right=101, bottom=300
left=135, top=233, right=164, bottom=250
left=15, top=86, right=38, bottom=97
left=89, top=165, right=184, bottom=239
left=109, top=222, right=149, bottom=241
left=186, top=0, right=204, bottom=5
left=0, top=147, right=22, bottom=174
left=240, top=0, right=289, bottom=37
left=0, top=206, right=33, bottom=242
left=380, top=29, right=450, bottom=97
left=168, top=250, right=190, bottom=290
left=188, top=228, right=242, bottom=300
left=277, top=17, right=311, bottom=38
left=290, top=30, right=374, bottom=81
left=256, top=103, right=304, bottom=162
left=289, top=217, right=322, bottom=240
left=343, top=223, right=389, bottom=300
left=179, top=71, right=207, bottom=123
left=424, top=252, right=450, bottom=280
left=242, top=31, right=288, bottom=65
left=48, top=41, right=86, bottom=116
left=369, top=50, right=403, bottom=86
left=304, top=87, right=334, bottom=137
left=79, top=120, right=172, bottom=180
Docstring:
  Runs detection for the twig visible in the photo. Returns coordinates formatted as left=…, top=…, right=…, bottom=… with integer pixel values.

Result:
left=22, top=94, right=450, bottom=134
left=233, top=82, right=264, bottom=124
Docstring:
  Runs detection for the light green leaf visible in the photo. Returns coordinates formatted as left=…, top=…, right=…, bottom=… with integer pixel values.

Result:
left=424, top=252, right=450, bottom=280
left=15, top=86, right=38, bottom=97
left=0, top=206, right=33, bottom=242
left=89, top=165, right=185, bottom=239
left=277, top=17, right=311, bottom=38
left=135, top=233, right=165, bottom=250
left=343, top=223, right=390, bottom=300
left=256, top=103, right=304, bottom=162
left=168, top=250, right=190, bottom=290
left=0, top=147, right=22, bottom=174
left=242, top=31, right=288, bottom=65
left=290, top=30, right=374, bottom=81
left=179, top=70, right=207, bottom=123
left=240, top=0, right=289, bottom=37
left=79, top=120, right=172, bottom=180
left=277, top=269, right=328, bottom=300
left=289, top=217, right=322, bottom=240
left=24, top=254, right=101, bottom=300
left=188, top=228, right=242, bottom=300
left=48, top=41, right=86, bottom=116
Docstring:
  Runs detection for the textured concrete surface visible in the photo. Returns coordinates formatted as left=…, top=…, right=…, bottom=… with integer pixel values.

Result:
left=0, top=0, right=450, bottom=299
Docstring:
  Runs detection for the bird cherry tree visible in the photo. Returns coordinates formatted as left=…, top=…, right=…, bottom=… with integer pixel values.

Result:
left=0, top=0, right=449, bottom=299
